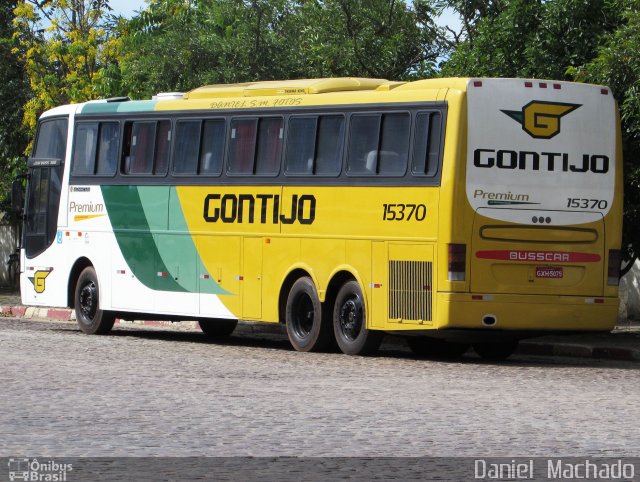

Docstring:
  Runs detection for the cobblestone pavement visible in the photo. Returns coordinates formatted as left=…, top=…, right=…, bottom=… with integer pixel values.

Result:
left=1, top=318, right=639, bottom=458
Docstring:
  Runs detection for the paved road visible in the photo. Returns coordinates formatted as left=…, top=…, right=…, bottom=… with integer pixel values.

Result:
left=1, top=318, right=639, bottom=458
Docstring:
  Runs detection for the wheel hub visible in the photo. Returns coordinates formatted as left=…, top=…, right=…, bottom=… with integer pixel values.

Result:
left=79, top=282, right=97, bottom=319
left=339, top=297, right=361, bottom=341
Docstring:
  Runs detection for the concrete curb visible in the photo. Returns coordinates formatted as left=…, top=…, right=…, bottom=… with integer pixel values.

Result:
left=2, top=303, right=638, bottom=362
left=517, top=340, right=640, bottom=362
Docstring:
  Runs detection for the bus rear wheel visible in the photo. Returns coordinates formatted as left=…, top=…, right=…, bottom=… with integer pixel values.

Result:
left=198, top=319, right=238, bottom=337
left=74, top=266, right=115, bottom=335
left=473, top=340, right=519, bottom=361
left=407, top=337, right=469, bottom=359
left=333, top=280, right=382, bottom=356
left=285, top=277, right=333, bottom=352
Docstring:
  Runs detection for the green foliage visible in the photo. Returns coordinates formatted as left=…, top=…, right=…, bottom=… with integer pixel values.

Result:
left=441, top=0, right=640, bottom=260
left=572, top=3, right=640, bottom=265
left=117, top=0, right=443, bottom=99
left=0, top=0, right=29, bottom=209
left=13, top=0, right=120, bottom=134
left=441, top=0, right=622, bottom=79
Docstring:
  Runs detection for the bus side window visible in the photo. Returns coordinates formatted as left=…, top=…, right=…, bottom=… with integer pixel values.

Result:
left=72, top=123, right=98, bottom=175
left=255, top=117, right=283, bottom=176
left=348, top=114, right=380, bottom=176
left=121, top=122, right=133, bottom=173
left=200, top=119, right=224, bottom=175
left=285, top=117, right=315, bottom=175
left=378, top=113, right=409, bottom=176
left=95, top=122, right=119, bottom=176
left=412, top=112, right=442, bottom=177
left=228, top=118, right=258, bottom=175
left=315, top=115, right=344, bottom=176
left=173, top=120, right=201, bottom=175
left=122, top=120, right=170, bottom=176
left=285, top=115, right=344, bottom=177
left=154, top=120, right=171, bottom=175
left=348, top=113, right=409, bottom=176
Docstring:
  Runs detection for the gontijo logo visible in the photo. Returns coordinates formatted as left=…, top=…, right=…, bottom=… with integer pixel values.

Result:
left=28, top=268, right=52, bottom=293
left=501, top=101, right=581, bottom=139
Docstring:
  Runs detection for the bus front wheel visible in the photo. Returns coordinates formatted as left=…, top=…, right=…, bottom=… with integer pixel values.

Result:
left=74, top=266, right=115, bottom=335
left=285, top=277, right=333, bottom=352
left=333, top=280, right=382, bottom=356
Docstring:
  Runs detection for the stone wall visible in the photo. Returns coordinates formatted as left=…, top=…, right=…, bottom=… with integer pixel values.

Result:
left=0, top=216, right=19, bottom=289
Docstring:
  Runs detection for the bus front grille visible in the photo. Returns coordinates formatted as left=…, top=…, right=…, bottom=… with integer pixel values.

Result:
left=388, top=260, right=433, bottom=322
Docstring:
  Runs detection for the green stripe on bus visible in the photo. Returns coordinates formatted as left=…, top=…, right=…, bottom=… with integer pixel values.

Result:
left=101, top=185, right=185, bottom=293
left=101, top=185, right=229, bottom=295
left=80, top=100, right=158, bottom=115
left=166, top=186, right=231, bottom=295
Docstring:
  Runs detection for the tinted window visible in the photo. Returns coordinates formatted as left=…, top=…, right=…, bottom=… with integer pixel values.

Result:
left=173, top=121, right=201, bottom=174
left=315, top=116, right=344, bottom=175
left=228, top=119, right=257, bottom=175
left=155, top=120, right=171, bottom=175
left=25, top=117, right=67, bottom=258
left=34, top=118, right=68, bottom=160
left=72, top=123, right=98, bottom=175
left=347, top=115, right=380, bottom=175
left=347, top=113, right=409, bottom=176
left=173, top=119, right=225, bottom=176
left=123, top=120, right=171, bottom=175
left=285, top=115, right=343, bottom=176
left=255, top=117, right=283, bottom=175
left=95, top=122, right=119, bottom=175
left=378, top=114, right=409, bottom=175
left=200, top=120, right=225, bottom=175
left=228, top=117, right=282, bottom=176
left=285, top=117, right=316, bottom=175
left=412, top=112, right=442, bottom=177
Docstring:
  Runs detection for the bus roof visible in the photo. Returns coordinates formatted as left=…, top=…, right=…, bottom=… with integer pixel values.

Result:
left=46, top=77, right=608, bottom=117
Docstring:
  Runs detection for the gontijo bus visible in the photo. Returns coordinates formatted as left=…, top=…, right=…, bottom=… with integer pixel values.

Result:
left=18, top=77, right=623, bottom=360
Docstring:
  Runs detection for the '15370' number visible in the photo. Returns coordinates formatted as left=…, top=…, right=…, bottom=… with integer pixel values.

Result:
left=382, top=203, right=427, bottom=221
left=567, top=198, right=608, bottom=209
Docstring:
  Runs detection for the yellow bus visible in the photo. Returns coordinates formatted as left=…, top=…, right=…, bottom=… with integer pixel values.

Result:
left=18, top=77, right=623, bottom=360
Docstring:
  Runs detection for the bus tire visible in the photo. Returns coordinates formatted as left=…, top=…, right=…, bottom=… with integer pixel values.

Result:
left=285, top=277, right=332, bottom=352
left=473, top=340, right=519, bottom=361
left=407, top=337, right=469, bottom=359
left=74, top=266, right=115, bottom=335
left=333, top=280, right=382, bottom=356
left=198, top=319, right=238, bottom=337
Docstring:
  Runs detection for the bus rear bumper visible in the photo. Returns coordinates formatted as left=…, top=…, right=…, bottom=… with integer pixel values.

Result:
left=436, top=292, right=618, bottom=333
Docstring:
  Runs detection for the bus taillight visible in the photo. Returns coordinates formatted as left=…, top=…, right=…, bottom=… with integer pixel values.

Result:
left=608, top=249, right=621, bottom=286
left=448, top=244, right=466, bottom=281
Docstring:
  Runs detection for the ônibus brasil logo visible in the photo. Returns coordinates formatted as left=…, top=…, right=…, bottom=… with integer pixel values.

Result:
left=501, top=101, right=581, bottom=139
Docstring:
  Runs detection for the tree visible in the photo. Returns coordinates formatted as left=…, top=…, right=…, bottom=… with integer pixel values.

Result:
left=440, top=0, right=638, bottom=268
left=285, top=0, right=442, bottom=80
left=440, top=0, right=622, bottom=79
left=573, top=2, right=640, bottom=271
left=0, top=0, right=29, bottom=210
left=13, top=0, right=120, bottom=133
left=116, top=0, right=444, bottom=99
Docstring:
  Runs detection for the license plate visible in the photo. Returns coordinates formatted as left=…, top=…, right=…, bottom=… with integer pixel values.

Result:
left=536, top=267, right=563, bottom=279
